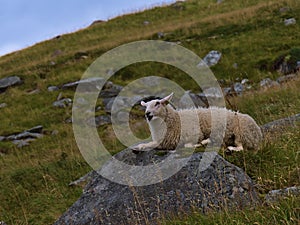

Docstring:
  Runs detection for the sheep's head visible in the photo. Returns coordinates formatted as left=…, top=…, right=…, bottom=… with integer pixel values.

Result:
left=141, top=93, right=173, bottom=122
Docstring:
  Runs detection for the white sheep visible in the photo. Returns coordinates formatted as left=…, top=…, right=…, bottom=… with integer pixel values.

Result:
left=134, top=93, right=263, bottom=152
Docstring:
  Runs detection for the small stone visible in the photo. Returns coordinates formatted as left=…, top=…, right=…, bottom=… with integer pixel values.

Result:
left=260, top=78, right=279, bottom=88
left=199, top=50, right=222, bottom=67
left=241, top=79, right=249, bottom=85
left=95, top=106, right=102, bottom=112
left=52, top=50, right=63, bottom=57
left=284, top=18, right=296, bottom=26
left=106, top=69, right=115, bottom=76
left=48, top=86, right=59, bottom=92
left=0, top=136, right=5, bottom=141
left=12, top=139, right=35, bottom=148
left=223, top=87, right=232, bottom=96
left=296, top=61, right=300, bottom=70
left=276, top=74, right=296, bottom=83
left=65, top=118, right=73, bottom=123
left=51, top=130, right=59, bottom=136
left=86, top=115, right=111, bottom=127
left=157, top=32, right=165, bottom=39
left=76, top=97, right=88, bottom=105
left=279, top=7, right=290, bottom=13
left=233, top=82, right=244, bottom=95
left=27, top=89, right=40, bottom=95
left=74, top=51, right=89, bottom=60
left=0, top=103, right=7, bottom=108
left=143, top=21, right=150, bottom=25
left=53, top=98, right=72, bottom=108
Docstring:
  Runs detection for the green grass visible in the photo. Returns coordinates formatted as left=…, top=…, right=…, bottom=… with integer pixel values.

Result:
left=165, top=196, right=300, bottom=224
left=0, top=0, right=300, bottom=224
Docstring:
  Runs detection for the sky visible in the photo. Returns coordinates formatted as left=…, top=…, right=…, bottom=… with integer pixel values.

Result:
left=0, top=0, right=176, bottom=57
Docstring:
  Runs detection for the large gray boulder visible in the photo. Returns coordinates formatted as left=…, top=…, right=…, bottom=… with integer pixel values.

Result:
left=0, top=76, right=22, bottom=92
left=54, top=149, right=259, bottom=225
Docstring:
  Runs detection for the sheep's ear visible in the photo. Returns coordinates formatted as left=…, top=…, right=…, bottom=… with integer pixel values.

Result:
left=160, top=93, right=173, bottom=105
left=141, top=101, right=147, bottom=107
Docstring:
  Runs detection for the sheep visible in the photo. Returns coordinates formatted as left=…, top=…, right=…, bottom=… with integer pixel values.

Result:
left=134, top=93, right=263, bottom=152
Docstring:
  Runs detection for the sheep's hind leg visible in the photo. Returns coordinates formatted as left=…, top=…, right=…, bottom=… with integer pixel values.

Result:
left=227, top=145, right=243, bottom=152
left=133, top=141, right=158, bottom=151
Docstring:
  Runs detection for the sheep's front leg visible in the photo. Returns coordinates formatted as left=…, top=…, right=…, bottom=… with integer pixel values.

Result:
left=184, top=138, right=211, bottom=149
left=133, top=141, right=158, bottom=151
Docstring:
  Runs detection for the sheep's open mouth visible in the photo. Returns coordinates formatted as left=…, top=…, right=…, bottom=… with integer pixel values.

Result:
left=146, top=112, right=153, bottom=121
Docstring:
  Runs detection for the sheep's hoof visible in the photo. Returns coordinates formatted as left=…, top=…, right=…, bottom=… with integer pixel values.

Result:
left=131, top=142, right=156, bottom=152
left=201, top=138, right=211, bottom=146
left=227, top=146, right=244, bottom=152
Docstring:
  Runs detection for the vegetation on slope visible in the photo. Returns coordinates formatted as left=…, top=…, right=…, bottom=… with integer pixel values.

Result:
left=0, top=0, right=299, bottom=224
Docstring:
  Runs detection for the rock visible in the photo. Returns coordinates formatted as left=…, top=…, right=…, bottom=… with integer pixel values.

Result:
left=279, top=7, right=291, bottom=13
left=53, top=98, right=72, bottom=108
left=265, top=186, right=300, bottom=203
left=86, top=115, right=111, bottom=127
left=54, top=149, right=259, bottom=225
left=171, top=1, right=185, bottom=10
left=284, top=18, right=296, bottom=26
left=48, top=86, right=60, bottom=92
left=62, top=77, right=106, bottom=92
left=65, top=118, right=73, bottom=123
left=157, top=32, right=165, bottom=39
left=276, top=74, right=297, bottom=83
left=260, top=113, right=300, bottom=134
left=233, top=62, right=238, bottom=69
left=0, top=103, right=7, bottom=108
left=233, top=82, right=244, bottom=95
left=74, top=51, right=89, bottom=60
left=259, top=78, right=279, bottom=88
left=0, top=136, right=5, bottom=142
left=99, top=84, right=123, bottom=99
left=178, top=91, right=207, bottom=108
left=297, top=61, right=300, bottom=70
left=26, top=125, right=43, bottom=134
left=69, top=171, right=97, bottom=187
left=241, top=79, right=249, bottom=85
left=199, top=50, right=222, bottom=67
left=223, top=87, right=233, bottom=96
left=0, top=221, right=7, bottom=225
left=12, top=139, right=35, bottom=148
left=273, top=48, right=300, bottom=74
left=6, top=132, right=43, bottom=141
left=3, top=125, right=44, bottom=143
left=51, top=50, right=63, bottom=57
left=0, top=76, right=22, bottom=92
left=51, top=130, right=59, bottom=136
left=143, top=21, right=150, bottom=25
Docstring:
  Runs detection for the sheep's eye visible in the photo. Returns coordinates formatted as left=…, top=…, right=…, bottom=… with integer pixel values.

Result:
left=155, top=101, right=160, bottom=107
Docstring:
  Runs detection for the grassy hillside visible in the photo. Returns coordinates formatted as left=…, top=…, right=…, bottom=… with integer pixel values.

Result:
left=0, top=0, right=299, bottom=224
